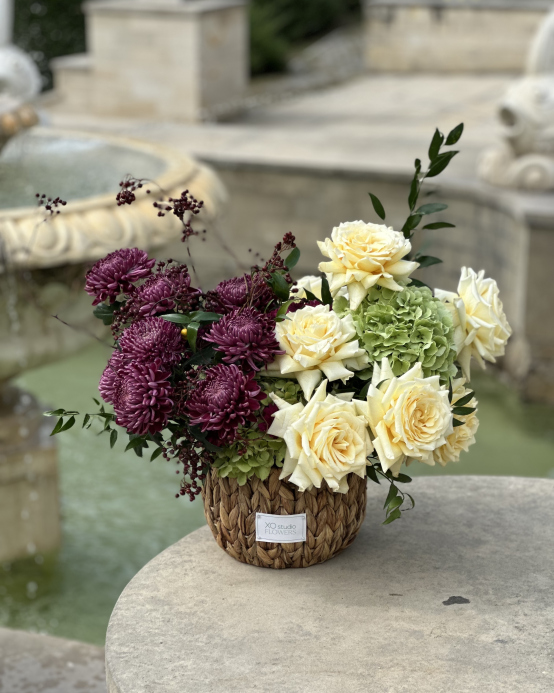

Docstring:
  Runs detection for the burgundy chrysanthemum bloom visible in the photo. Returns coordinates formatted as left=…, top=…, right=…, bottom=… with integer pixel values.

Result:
left=204, top=274, right=276, bottom=314
left=186, top=364, right=264, bottom=443
left=118, top=317, right=184, bottom=365
left=132, top=265, right=200, bottom=317
left=99, top=351, right=131, bottom=405
left=204, top=307, right=283, bottom=371
left=111, top=359, right=174, bottom=435
left=85, top=248, right=155, bottom=305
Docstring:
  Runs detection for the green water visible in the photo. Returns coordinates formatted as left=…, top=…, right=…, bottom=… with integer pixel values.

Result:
left=1, top=342, right=553, bottom=645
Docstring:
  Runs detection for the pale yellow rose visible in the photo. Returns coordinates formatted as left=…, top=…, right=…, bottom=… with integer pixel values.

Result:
left=354, top=358, right=453, bottom=476
left=268, top=380, right=372, bottom=493
left=294, top=275, right=323, bottom=300
left=317, top=221, right=419, bottom=310
left=435, top=267, right=512, bottom=380
left=265, top=304, right=368, bottom=400
left=433, top=378, right=479, bottom=466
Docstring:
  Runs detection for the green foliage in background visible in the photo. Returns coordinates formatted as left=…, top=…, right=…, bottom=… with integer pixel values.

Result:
left=251, top=0, right=361, bottom=75
left=13, top=0, right=361, bottom=86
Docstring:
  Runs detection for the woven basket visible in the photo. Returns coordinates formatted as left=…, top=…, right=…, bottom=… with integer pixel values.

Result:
left=202, top=467, right=367, bottom=569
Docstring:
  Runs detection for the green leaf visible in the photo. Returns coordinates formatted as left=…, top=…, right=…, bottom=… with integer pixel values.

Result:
left=422, top=221, right=456, bottom=230
left=445, top=122, right=464, bottom=146
left=453, top=418, right=465, bottom=428
left=428, top=128, right=444, bottom=161
left=133, top=445, right=143, bottom=458
left=402, top=214, right=422, bottom=235
left=408, top=159, right=422, bottom=211
left=284, top=247, right=300, bottom=270
left=59, top=416, right=76, bottom=432
left=82, top=413, right=91, bottom=429
left=368, top=193, right=386, bottom=221
left=183, top=347, right=215, bottom=368
left=448, top=380, right=453, bottom=403
left=321, top=275, right=333, bottom=307
left=427, top=150, right=458, bottom=178
left=452, top=406, right=477, bottom=416
left=92, top=398, right=100, bottom=406
left=110, top=429, right=118, bottom=449
left=189, top=311, right=222, bottom=323
left=187, top=322, right=199, bottom=353
left=382, top=508, right=402, bottom=525
left=50, top=417, right=65, bottom=436
left=269, top=272, right=291, bottom=301
left=44, top=408, right=65, bottom=417
left=453, top=391, right=475, bottom=407
left=409, top=278, right=431, bottom=290
left=366, top=465, right=380, bottom=484
left=359, top=381, right=371, bottom=399
left=383, top=484, right=398, bottom=510
left=125, top=437, right=146, bottom=452
left=414, top=255, right=443, bottom=268
left=303, top=289, right=318, bottom=302
left=406, top=493, right=415, bottom=509
left=161, top=313, right=189, bottom=324
left=275, top=300, right=294, bottom=322
left=93, top=303, right=118, bottom=325
left=415, top=203, right=448, bottom=216
left=394, top=473, right=412, bottom=484
left=150, top=446, right=163, bottom=461
left=387, top=496, right=404, bottom=513
left=188, top=425, right=221, bottom=453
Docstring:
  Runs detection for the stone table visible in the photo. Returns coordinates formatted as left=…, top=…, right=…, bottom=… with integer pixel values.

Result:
left=105, top=477, right=554, bottom=693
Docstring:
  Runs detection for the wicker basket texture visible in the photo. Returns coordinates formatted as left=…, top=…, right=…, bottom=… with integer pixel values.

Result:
left=202, top=467, right=367, bottom=569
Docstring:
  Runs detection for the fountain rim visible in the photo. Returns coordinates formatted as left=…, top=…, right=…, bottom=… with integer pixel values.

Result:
left=0, top=126, right=199, bottom=219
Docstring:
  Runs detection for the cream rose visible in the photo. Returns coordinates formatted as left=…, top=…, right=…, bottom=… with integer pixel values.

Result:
left=317, top=221, right=419, bottom=310
left=265, top=304, right=368, bottom=400
left=354, top=358, right=453, bottom=476
left=433, top=378, right=479, bottom=467
left=268, top=380, right=372, bottom=493
left=294, top=275, right=323, bottom=300
left=435, top=267, right=512, bottom=380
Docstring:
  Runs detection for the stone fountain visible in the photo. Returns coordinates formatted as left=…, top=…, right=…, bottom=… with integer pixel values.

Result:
left=0, top=1, right=226, bottom=563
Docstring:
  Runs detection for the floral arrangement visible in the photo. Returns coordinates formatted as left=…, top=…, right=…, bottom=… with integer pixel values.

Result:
left=48, top=124, right=511, bottom=524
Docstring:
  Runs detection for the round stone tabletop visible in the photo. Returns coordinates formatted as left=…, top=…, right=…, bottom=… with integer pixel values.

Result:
left=105, top=477, right=554, bottom=693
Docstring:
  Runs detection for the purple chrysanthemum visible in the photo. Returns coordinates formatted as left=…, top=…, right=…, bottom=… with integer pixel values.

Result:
left=85, top=248, right=155, bottom=305
left=111, top=359, right=174, bottom=435
left=132, top=265, right=200, bottom=317
left=118, top=317, right=184, bottom=365
left=204, top=307, right=282, bottom=371
left=99, top=351, right=131, bottom=405
left=186, top=364, right=264, bottom=443
left=204, top=274, right=276, bottom=314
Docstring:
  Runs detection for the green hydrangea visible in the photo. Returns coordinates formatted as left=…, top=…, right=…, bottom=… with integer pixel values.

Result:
left=336, top=285, right=456, bottom=381
left=213, top=431, right=286, bottom=486
left=259, top=378, right=305, bottom=406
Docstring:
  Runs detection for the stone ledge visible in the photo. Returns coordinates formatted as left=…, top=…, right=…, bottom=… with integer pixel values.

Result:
left=105, top=476, right=554, bottom=693
left=0, top=627, right=105, bottom=693
left=84, top=0, right=247, bottom=16
left=365, top=0, right=553, bottom=10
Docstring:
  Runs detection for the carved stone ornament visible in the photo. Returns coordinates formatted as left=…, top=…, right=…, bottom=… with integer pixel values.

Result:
left=478, top=9, right=554, bottom=190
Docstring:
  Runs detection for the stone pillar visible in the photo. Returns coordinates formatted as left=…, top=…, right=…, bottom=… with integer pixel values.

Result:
left=0, top=385, right=61, bottom=564
left=83, top=0, right=248, bottom=121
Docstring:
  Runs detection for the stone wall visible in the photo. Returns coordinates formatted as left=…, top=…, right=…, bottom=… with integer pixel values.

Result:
left=363, top=1, right=550, bottom=73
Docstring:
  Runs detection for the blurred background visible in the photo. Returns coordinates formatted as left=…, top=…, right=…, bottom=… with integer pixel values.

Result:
left=1, top=0, right=554, bottom=658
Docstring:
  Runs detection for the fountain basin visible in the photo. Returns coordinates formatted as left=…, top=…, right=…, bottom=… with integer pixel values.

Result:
left=0, top=127, right=226, bottom=381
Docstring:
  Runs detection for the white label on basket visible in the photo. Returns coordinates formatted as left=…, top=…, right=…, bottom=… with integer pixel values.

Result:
left=255, top=513, right=306, bottom=543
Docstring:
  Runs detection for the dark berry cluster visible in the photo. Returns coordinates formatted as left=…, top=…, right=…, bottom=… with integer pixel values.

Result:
left=116, top=177, right=146, bottom=206
left=35, top=193, right=67, bottom=215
